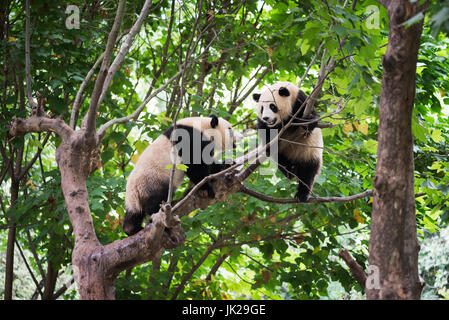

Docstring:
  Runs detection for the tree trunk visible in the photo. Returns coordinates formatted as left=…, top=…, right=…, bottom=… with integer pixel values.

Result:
left=367, top=0, right=427, bottom=300
left=55, top=131, right=115, bottom=299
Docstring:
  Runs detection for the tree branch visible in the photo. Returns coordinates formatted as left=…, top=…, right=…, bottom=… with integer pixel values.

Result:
left=70, top=30, right=130, bottom=129
left=70, top=53, right=104, bottom=129
left=101, top=201, right=184, bottom=276
left=15, top=239, right=43, bottom=298
left=303, top=48, right=335, bottom=117
left=83, top=0, right=126, bottom=137
left=9, top=116, right=73, bottom=141
left=25, top=0, right=37, bottom=111
left=171, top=244, right=217, bottom=300
left=97, top=68, right=184, bottom=139
left=95, top=0, right=154, bottom=113
left=338, top=249, right=367, bottom=288
left=298, top=40, right=325, bottom=89
left=241, top=186, right=373, bottom=204
left=171, top=162, right=242, bottom=215
left=205, top=253, right=229, bottom=282
left=231, top=67, right=271, bottom=112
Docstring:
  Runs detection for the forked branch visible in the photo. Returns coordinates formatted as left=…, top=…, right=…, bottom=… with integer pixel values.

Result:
left=95, top=0, right=155, bottom=114
left=83, top=0, right=126, bottom=136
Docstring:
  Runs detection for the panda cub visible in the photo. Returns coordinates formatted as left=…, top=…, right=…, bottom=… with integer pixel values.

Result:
left=253, top=82, right=323, bottom=202
left=124, top=115, right=242, bottom=236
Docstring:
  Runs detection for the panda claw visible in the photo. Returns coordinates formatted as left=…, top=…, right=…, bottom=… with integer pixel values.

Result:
left=295, top=192, right=310, bottom=203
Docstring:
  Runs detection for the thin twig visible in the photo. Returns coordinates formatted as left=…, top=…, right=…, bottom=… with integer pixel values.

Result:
left=240, top=186, right=373, bottom=204
left=298, top=40, right=325, bottom=89
left=25, top=0, right=37, bottom=110
left=97, top=69, right=184, bottom=139
left=70, top=53, right=104, bottom=129
left=95, top=0, right=154, bottom=113
left=15, top=240, right=43, bottom=299
left=171, top=243, right=217, bottom=300
left=84, top=0, right=126, bottom=136
left=17, top=132, right=51, bottom=181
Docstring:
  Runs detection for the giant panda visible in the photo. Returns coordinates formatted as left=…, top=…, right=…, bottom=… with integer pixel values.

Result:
left=253, top=81, right=323, bottom=202
left=123, top=115, right=242, bottom=236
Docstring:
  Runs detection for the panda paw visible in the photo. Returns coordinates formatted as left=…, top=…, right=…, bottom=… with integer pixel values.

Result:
left=295, top=191, right=310, bottom=203
left=199, top=184, right=216, bottom=198
left=207, top=188, right=216, bottom=199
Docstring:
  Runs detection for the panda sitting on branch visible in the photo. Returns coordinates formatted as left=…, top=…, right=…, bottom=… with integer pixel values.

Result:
left=253, top=81, right=323, bottom=202
left=123, top=115, right=242, bottom=236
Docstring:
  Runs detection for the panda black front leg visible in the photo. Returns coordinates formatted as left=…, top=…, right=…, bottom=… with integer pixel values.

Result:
left=295, top=184, right=312, bottom=202
left=123, top=210, right=145, bottom=236
left=201, top=182, right=216, bottom=198
left=186, top=163, right=216, bottom=198
left=293, top=160, right=320, bottom=202
left=277, top=153, right=296, bottom=180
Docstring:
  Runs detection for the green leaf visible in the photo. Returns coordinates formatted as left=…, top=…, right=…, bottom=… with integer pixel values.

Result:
left=331, top=24, right=347, bottom=37
left=401, top=12, right=424, bottom=28
left=176, top=164, right=188, bottom=172
left=412, top=117, right=427, bottom=142
left=364, top=139, right=378, bottom=154
left=110, top=132, right=127, bottom=144
left=430, top=129, right=444, bottom=143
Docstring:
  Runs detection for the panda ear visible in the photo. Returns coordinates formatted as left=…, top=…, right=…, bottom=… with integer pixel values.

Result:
left=210, top=114, right=219, bottom=128
left=252, top=93, right=261, bottom=102
left=278, top=87, right=290, bottom=97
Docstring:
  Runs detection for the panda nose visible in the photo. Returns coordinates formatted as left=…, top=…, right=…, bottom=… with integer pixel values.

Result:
left=263, top=117, right=270, bottom=121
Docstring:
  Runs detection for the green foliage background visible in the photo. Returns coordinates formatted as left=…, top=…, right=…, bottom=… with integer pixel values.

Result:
left=1, top=0, right=449, bottom=299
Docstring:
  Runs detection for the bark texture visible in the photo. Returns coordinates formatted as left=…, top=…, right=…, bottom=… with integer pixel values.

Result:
left=368, top=0, right=427, bottom=300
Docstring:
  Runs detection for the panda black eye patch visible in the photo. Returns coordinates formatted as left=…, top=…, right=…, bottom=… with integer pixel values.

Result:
left=269, top=104, right=278, bottom=113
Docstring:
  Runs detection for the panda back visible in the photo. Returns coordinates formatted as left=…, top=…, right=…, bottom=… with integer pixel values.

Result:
left=127, top=135, right=185, bottom=197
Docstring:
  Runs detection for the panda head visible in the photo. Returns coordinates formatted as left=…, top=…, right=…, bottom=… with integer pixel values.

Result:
left=178, top=115, right=243, bottom=152
left=253, top=82, right=306, bottom=127
left=207, top=114, right=243, bottom=151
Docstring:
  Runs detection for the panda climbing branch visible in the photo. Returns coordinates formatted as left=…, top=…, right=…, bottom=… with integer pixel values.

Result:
left=235, top=54, right=350, bottom=183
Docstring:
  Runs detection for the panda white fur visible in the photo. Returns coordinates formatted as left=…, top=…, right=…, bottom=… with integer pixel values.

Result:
left=124, top=115, right=242, bottom=236
left=253, top=81, right=323, bottom=202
